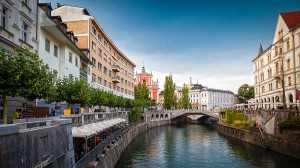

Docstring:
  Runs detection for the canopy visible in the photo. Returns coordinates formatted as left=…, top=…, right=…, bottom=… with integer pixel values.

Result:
left=72, top=118, right=126, bottom=138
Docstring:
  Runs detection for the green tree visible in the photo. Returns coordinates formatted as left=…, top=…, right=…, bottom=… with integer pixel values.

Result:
left=129, top=106, right=142, bottom=122
left=163, top=75, right=176, bottom=109
left=56, top=76, right=90, bottom=108
left=0, top=47, right=55, bottom=124
left=134, top=83, right=150, bottom=111
left=238, top=84, right=254, bottom=103
left=181, top=85, right=190, bottom=109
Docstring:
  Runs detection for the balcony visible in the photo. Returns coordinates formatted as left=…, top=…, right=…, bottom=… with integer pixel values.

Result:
left=112, top=64, right=120, bottom=72
left=112, top=76, right=121, bottom=83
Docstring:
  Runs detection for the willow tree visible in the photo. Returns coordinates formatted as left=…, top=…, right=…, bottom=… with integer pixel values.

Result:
left=0, top=47, right=55, bottom=124
left=163, top=75, right=176, bottom=109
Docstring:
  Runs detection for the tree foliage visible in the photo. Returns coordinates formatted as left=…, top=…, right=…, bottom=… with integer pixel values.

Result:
left=0, top=47, right=56, bottom=124
left=238, top=84, right=254, bottom=103
left=128, top=106, right=142, bottom=123
left=181, top=85, right=190, bottom=109
left=163, top=75, right=176, bottom=109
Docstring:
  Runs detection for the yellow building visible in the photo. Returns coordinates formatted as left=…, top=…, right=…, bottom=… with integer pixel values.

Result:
left=253, top=11, right=300, bottom=109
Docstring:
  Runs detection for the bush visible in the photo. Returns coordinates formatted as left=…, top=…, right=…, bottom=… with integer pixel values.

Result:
left=129, top=106, right=142, bottom=123
left=278, top=117, right=300, bottom=131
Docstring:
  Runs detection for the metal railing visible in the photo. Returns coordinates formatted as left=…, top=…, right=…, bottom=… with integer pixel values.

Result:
left=74, top=123, right=137, bottom=168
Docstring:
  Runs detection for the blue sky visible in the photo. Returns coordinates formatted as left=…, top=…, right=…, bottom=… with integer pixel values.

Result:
left=42, top=0, right=300, bottom=93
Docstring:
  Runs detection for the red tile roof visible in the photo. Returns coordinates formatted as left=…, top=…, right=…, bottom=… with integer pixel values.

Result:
left=280, top=10, right=300, bottom=29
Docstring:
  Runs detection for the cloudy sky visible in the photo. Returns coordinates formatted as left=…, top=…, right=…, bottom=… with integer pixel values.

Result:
left=42, top=0, right=300, bottom=93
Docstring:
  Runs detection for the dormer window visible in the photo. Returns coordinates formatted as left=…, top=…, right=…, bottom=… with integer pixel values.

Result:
left=46, top=8, right=51, bottom=17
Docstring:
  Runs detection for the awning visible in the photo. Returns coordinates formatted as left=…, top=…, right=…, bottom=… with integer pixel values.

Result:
left=72, top=118, right=127, bottom=138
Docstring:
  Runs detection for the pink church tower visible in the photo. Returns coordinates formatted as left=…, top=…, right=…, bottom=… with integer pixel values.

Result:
left=135, top=66, right=159, bottom=105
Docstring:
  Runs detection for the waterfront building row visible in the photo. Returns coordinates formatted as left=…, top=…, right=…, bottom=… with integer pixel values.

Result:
left=252, top=10, right=300, bottom=109
left=0, top=1, right=135, bottom=123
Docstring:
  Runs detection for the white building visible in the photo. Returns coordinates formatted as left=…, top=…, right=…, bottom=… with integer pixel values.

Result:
left=253, top=10, right=300, bottom=109
left=0, top=0, right=38, bottom=51
left=38, top=3, right=92, bottom=82
left=177, top=84, right=234, bottom=110
left=0, top=0, right=38, bottom=123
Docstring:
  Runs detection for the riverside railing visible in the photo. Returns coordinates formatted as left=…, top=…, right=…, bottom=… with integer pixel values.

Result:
left=74, top=123, right=137, bottom=168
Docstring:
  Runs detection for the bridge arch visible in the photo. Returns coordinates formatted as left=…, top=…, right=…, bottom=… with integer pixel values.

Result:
left=156, top=114, right=159, bottom=119
left=165, top=114, right=169, bottom=119
left=160, top=114, right=164, bottom=119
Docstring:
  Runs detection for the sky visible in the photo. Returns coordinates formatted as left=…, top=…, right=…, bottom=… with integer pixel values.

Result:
left=42, top=0, right=300, bottom=93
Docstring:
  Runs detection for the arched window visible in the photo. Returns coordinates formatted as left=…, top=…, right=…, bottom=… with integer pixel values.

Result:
left=286, top=59, right=291, bottom=70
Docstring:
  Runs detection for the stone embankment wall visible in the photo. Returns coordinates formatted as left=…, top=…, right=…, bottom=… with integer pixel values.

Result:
left=95, top=120, right=171, bottom=168
left=216, top=124, right=300, bottom=159
left=0, top=120, right=74, bottom=168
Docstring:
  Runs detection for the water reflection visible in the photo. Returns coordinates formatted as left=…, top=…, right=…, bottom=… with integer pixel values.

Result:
left=115, top=124, right=299, bottom=168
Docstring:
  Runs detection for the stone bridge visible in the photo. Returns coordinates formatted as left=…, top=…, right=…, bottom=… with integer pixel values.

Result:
left=141, top=110, right=219, bottom=123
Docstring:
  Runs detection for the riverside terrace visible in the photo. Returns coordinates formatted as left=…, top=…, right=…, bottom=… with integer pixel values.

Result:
left=0, top=110, right=172, bottom=168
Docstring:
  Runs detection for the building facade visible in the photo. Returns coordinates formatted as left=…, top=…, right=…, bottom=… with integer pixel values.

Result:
left=177, top=84, right=234, bottom=110
left=0, top=0, right=39, bottom=123
left=253, top=11, right=300, bottom=109
left=38, top=3, right=92, bottom=82
left=135, top=66, right=159, bottom=104
left=52, top=4, right=135, bottom=99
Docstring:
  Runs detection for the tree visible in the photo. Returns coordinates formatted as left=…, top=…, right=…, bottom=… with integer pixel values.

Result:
left=0, top=47, right=55, bottom=124
left=238, top=84, right=254, bottom=103
left=181, top=85, right=190, bottom=109
left=56, top=76, right=90, bottom=108
left=163, top=75, right=176, bottom=109
left=128, top=106, right=142, bottom=123
left=134, top=83, right=150, bottom=111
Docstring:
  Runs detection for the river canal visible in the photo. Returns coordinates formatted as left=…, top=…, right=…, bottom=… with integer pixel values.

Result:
left=115, top=123, right=299, bottom=168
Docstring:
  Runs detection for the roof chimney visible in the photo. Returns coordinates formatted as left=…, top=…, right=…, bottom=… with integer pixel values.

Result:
left=57, top=3, right=61, bottom=8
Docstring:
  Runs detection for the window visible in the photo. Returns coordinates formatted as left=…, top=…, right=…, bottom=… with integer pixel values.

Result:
left=69, top=52, right=72, bottom=63
left=92, top=57, right=96, bottom=67
left=260, top=73, right=264, bottom=82
left=287, top=41, right=290, bottom=52
left=1, top=7, right=7, bottom=28
left=54, top=45, right=58, bottom=57
left=267, top=54, right=271, bottom=63
left=109, top=82, right=111, bottom=88
left=22, top=22, right=28, bottom=42
left=75, top=57, right=78, bottom=67
left=260, top=60, right=264, bottom=68
left=98, top=34, right=102, bottom=42
left=261, top=86, right=265, bottom=93
left=109, top=47, right=112, bottom=52
left=275, top=62, right=279, bottom=74
left=269, top=83, right=272, bottom=91
left=98, top=62, right=102, bottom=71
left=104, top=80, right=107, bottom=87
left=92, top=26, right=96, bottom=35
left=268, top=69, right=272, bottom=79
left=45, top=38, right=50, bottom=52
left=104, top=41, right=107, bottom=48
left=92, top=41, right=96, bottom=50
left=92, top=73, right=96, bottom=82
left=109, top=58, right=111, bottom=65
left=287, top=59, right=291, bottom=70
left=104, top=53, right=107, bottom=61
left=22, top=0, right=28, bottom=5
left=109, top=70, right=111, bottom=77
left=104, top=66, right=107, bottom=74
left=275, top=46, right=278, bottom=55
left=288, top=77, right=292, bottom=86
left=98, top=48, right=102, bottom=56
left=276, top=81, right=279, bottom=89
left=98, top=77, right=102, bottom=84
